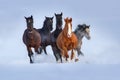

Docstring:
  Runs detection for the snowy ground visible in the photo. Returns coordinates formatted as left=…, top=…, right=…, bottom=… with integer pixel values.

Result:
left=0, top=63, right=120, bottom=80
left=0, top=0, right=120, bottom=80
left=0, top=45, right=120, bottom=80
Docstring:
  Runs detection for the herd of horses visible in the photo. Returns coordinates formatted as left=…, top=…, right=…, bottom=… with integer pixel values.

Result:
left=23, top=13, right=91, bottom=63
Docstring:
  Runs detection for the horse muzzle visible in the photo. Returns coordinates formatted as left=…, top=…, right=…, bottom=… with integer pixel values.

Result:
left=67, top=34, right=72, bottom=38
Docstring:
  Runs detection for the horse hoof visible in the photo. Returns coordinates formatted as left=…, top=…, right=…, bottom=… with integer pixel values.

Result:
left=75, top=59, right=79, bottom=62
left=81, top=53, right=84, bottom=56
left=30, top=61, right=34, bottom=64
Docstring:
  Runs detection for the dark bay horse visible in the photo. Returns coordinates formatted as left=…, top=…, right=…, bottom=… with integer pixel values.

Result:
left=74, top=24, right=91, bottom=56
left=50, top=12, right=63, bottom=62
left=37, top=16, right=53, bottom=54
left=23, top=15, right=41, bottom=63
left=56, top=17, right=78, bottom=62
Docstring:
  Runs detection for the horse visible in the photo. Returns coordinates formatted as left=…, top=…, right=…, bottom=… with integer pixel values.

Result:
left=56, top=17, right=78, bottom=62
left=50, top=12, right=63, bottom=62
left=23, top=15, right=41, bottom=63
left=37, top=16, right=53, bottom=54
left=74, top=24, right=91, bottom=56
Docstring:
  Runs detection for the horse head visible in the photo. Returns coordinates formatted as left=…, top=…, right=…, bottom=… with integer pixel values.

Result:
left=44, top=16, right=54, bottom=31
left=77, top=24, right=91, bottom=40
left=24, top=15, right=34, bottom=30
left=55, top=12, right=63, bottom=29
left=64, top=17, right=72, bottom=38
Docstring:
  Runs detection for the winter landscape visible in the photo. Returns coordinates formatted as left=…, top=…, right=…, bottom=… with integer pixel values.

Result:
left=0, top=0, right=120, bottom=80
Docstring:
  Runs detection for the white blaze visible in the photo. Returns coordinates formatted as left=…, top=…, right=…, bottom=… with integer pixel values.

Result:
left=28, top=20, right=31, bottom=23
left=68, top=23, right=72, bottom=37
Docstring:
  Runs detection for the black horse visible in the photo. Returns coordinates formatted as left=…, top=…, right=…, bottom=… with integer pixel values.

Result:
left=50, top=12, right=63, bottom=62
left=37, top=16, right=54, bottom=54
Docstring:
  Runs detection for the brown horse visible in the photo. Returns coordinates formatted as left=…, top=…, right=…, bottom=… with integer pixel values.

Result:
left=56, top=17, right=78, bottom=62
left=23, top=15, right=41, bottom=63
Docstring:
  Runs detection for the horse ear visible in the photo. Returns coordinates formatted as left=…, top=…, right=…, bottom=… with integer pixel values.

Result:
left=69, top=18, right=72, bottom=22
left=89, top=25, right=90, bottom=27
left=52, top=16, right=54, bottom=19
left=45, top=16, right=47, bottom=19
left=24, top=16, right=27, bottom=19
left=55, top=13, right=57, bottom=16
left=64, top=18, right=67, bottom=22
left=64, top=17, right=69, bottom=22
left=61, top=12, right=63, bottom=16
left=31, top=15, right=33, bottom=18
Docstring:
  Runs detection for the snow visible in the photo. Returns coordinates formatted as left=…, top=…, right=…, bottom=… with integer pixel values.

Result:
left=0, top=45, right=120, bottom=80
left=0, top=0, right=120, bottom=80
left=0, top=63, right=120, bottom=80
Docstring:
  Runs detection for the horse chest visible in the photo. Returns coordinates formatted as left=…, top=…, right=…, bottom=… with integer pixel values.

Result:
left=40, top=33, right=51, bottom=46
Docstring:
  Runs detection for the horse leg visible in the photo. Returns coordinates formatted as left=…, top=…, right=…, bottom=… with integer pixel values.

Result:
left=73, top=49, right=79, bottom=62
left=35, top=46, right=41, bottom=54
left=51, top=45, right=62, bottom=63
left=71, top=49, right=75, bottom=60
left=38, top=46, right=42, bottom=54
left=56, top=47, right=62, bottom=63
left=27, top=47, right=34, bottom=63
left=80, top=51, right=84, bottom=56
left=39, top=46, right=43, bottom=54
left=77, top=47, right=84, bottom=56
left=62, top=47, right=69, bottom=61
left=43, top=46, right=47, bottom=55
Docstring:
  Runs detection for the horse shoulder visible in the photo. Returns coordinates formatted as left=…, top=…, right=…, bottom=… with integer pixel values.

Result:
left=23, top=29, right=28, bottom=43
left=71, top=33, right=78, bottom=47
left=72, top=33, right=78, bottom=41
left=57, top=32, right=66, bottom=47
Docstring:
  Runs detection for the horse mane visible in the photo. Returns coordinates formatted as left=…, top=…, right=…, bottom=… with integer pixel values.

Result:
left=74, top=26, right=79, bottom=34
left=41, top=19, right=48, bottom=30
left=74, top=24, right=85, bottom=33
left=62, top=23, right=68, bottom=37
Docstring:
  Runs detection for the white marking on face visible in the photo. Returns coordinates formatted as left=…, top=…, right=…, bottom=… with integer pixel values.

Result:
left=85, top=28, right=90, bottom=34
left=28, top=20, right=31, bottom=23
left=28, top=31, right=33, bottom=33
left=85, top=28, right=91, bottom=40
left=68, top=23, right=72, bottom=37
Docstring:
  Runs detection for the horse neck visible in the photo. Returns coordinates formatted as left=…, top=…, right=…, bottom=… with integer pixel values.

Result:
left=55, top=25, right=62, bottom=31
left=56, top=20, right=62, bottom=28
left=74, top=31, right=84, bottom=41
left=41, top=22, right=50, bottom=32
left=53, top=26, right=62, bottom=38
left=62, top=25, right=68, bottom=37
left=54, top=23, right=62, bottom=35
left=27, top=26, right=34, bottom=30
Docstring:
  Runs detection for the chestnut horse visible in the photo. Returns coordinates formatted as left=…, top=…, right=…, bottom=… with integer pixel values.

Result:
left=23, top=15, right=41, bottom=63
left=56, top=17, right=78, bottom=62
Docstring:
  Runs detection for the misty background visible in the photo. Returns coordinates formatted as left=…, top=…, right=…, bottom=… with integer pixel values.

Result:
left=0, top=0, right=120, bottom=64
